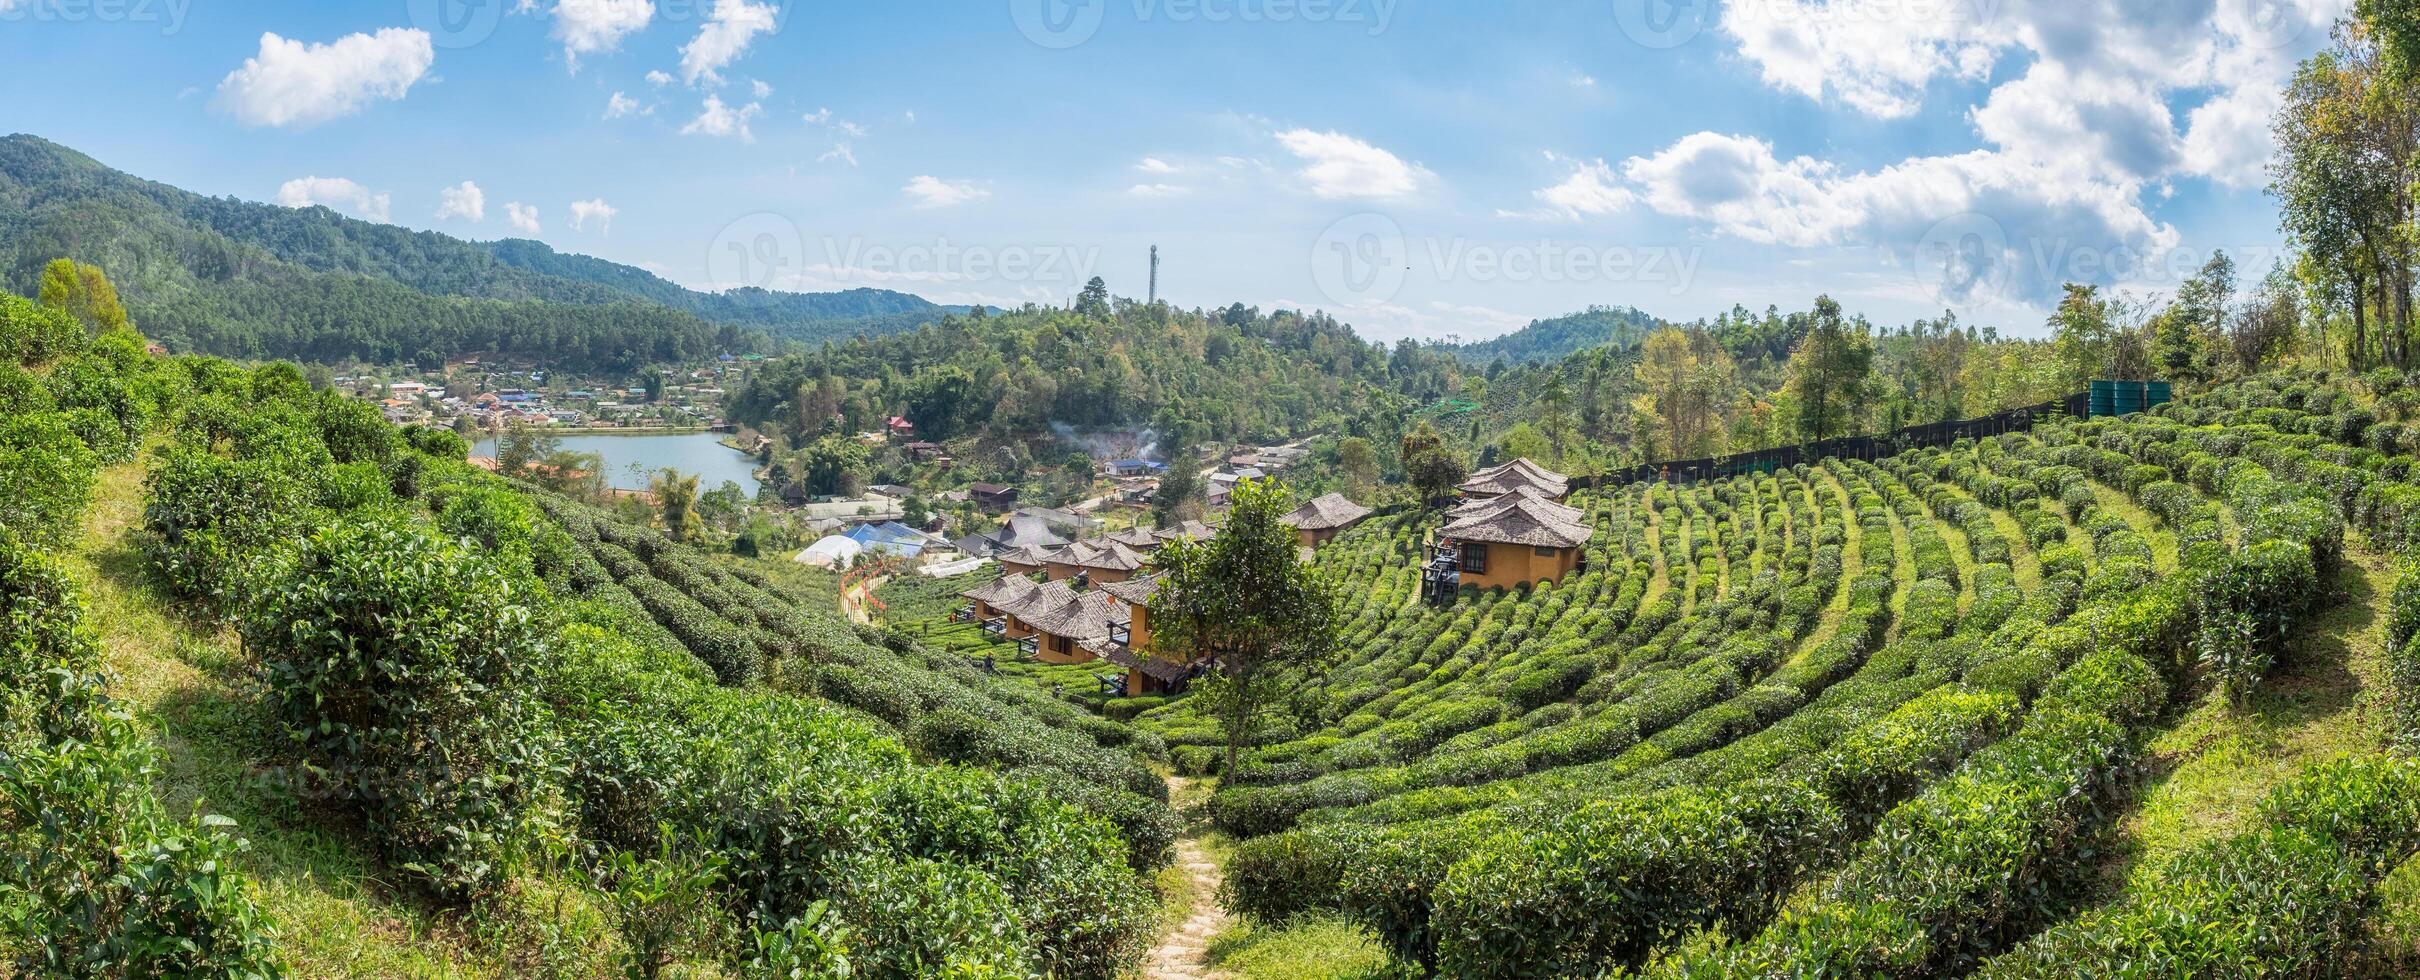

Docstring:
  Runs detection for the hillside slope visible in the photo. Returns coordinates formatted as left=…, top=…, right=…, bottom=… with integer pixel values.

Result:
left=0, top=135, right=944, bottom=365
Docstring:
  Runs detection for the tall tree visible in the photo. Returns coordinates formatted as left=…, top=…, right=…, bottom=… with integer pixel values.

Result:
left=36, top=259, right=132, bottom=336
left=1400, top=420, right=1465, bottom=507
left=652, top=468, right=702, bottom=541
left=1153, top=445, right=1204, bottom=527
left=1335, top=436, right=1379, bottom=496
left=1782, top=296, right=1873, bottom=442
left=1149, top=479, right=1341, bottom=776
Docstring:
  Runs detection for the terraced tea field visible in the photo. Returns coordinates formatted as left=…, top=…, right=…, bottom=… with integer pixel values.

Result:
left=1130, top=370, right=2420, bottom=976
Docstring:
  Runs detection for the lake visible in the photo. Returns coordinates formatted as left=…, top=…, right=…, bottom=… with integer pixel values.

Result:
left=475, top=432, right=762, bottom=495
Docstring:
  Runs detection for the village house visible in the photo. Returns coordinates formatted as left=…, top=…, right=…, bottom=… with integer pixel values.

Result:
left=1076, top=541, right=1151, bottom=584
left=972, top=483, right=1021, bottom=513
left=1282, top=493, right=1372, bottom=550
left=1458, top=457, right=1571, bottom=502
left=1433, top=492, right=1590, bottom=592
left=1092, top=575, right=1206, bottom=696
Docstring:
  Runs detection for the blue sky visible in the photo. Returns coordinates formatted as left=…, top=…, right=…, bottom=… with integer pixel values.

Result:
left=0, top=0, right=2352, bottom=342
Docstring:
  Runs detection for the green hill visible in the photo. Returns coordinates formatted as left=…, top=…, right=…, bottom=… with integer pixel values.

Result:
left=1443, top=305, right=1662, bottom=365
left=0, top=135, right=947, bottom=368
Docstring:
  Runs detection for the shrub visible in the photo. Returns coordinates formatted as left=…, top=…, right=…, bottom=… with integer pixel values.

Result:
left=0, top=536, right=283, bottom=975
left=2196, top=540, right=2319, bottom=705
left=244, top=513, right=565, bottom=900
left=0, top=412, right=99, bottom=548
left=1430, top=782, right=1841, bottom=978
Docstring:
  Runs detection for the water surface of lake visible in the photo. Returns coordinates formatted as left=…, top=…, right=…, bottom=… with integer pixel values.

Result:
left=474, top=432, right=760, bottom=494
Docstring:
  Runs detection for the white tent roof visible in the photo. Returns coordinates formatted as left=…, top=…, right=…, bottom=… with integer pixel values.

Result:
left=793, top=535, right=864, bottom=568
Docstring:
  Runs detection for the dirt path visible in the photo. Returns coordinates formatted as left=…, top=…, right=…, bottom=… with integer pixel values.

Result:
left=1145, top=776, right=1232, bottom=980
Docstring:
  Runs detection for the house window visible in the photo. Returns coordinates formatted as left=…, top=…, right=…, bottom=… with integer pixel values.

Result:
left=1535, top=546, right=1559, bottom=557
left=1462, top=543, right=1488, bottom=574
left=1051, top=635, right=1072, bottom=655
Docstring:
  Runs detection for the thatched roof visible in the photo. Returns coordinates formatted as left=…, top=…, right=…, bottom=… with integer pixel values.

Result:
left=1451, top=485, right=1583, bottom=524
left=1282, top=493, right=1372, bottom=531
left=1098, top=573, right=1163, bottom=606
left=1441, top=494, right=1592, bottom=549
left=1458, top=458, right=1569, bottom=498
left=1079, top=541, right=1152, bottom=573
left=960, top=574, right=1040, bottom=607
left=1102, top=527, right=1162, bottom=549
left=1017, top=588, right=1124, bottom=643
left=1152, top=520, right=1218, bottom=544
left=1038, top=541, right=1104, bottom=567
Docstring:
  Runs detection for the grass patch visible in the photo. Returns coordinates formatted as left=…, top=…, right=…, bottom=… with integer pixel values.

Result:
left=1207, top=915, right=1399, bottom=980
left=2106, top=542, right=2395, bottom=895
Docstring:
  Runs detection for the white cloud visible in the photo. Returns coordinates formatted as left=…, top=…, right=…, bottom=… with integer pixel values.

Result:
left=567, top=198, right=617, bottom=232
left=2180, top=72, right=2287, bottom=188
left=1274, top=128, right=1428, bottom=200
left=1720, top=0, right=1999, bottom=119
left=277, top=176, right=392, bottom=223
left=1129, top=183, right=1185, bottom=197
left=680, top=0, right=779, bottom=85
left=802, top=106, right=830, bottom=124
left=505, top=202, right=541, bottom=234
left=680, top=94, right=761, bottom=140
left=435, top=180, right=485, bottom=221
left=604, top=90, right=646, bottom=118
left=818, top=143, right=858, bottom=167
left=750, top=79, right=772, bottom=98
left=835, top=119, right=867, bottom=138
left=902, top=175, right=988, bottom=209
left=1532, top=158, right=1634, bottom=218
left=1716, top=0, right=2342, bottom=189
left=551, top=0, right=653, bottom=70
left=1602, top=130, right=2176, bottom=304
left=1136, top=157, right=1180, bottom=174
left=215, top=29, right=433, bottom=129
left=645, top=69, right=673, bottom=86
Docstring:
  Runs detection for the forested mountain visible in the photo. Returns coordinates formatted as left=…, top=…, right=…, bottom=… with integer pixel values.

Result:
left=0, top=135, right=945, bottom=368
left=728, top=289, right=1458, bottom=450
left=481, top=238, right=955, bottom=341
left=1443, top=304, right=1662, bottom=364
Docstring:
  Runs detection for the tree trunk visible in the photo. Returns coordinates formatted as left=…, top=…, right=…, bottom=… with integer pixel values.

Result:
left=2352, top=267, right=2370, bottom=369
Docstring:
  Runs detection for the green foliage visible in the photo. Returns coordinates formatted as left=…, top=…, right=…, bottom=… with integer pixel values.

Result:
left=243, top=512, right=566, bottom=901
left=591, top=825, right=732, bottom=980
left=0, top=411, right=99, bottom=549
left=0, top=536, right=282, bottom=976
left=0, top=291, right=80, bottom=366
left=1153, top=478, right=1344, bottom=775
left=1430, top=781, right=1840, bottom=978
left=1980, top=755, right=2420, bottom=977
left=2195, top=540, right=2320, bottom=705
